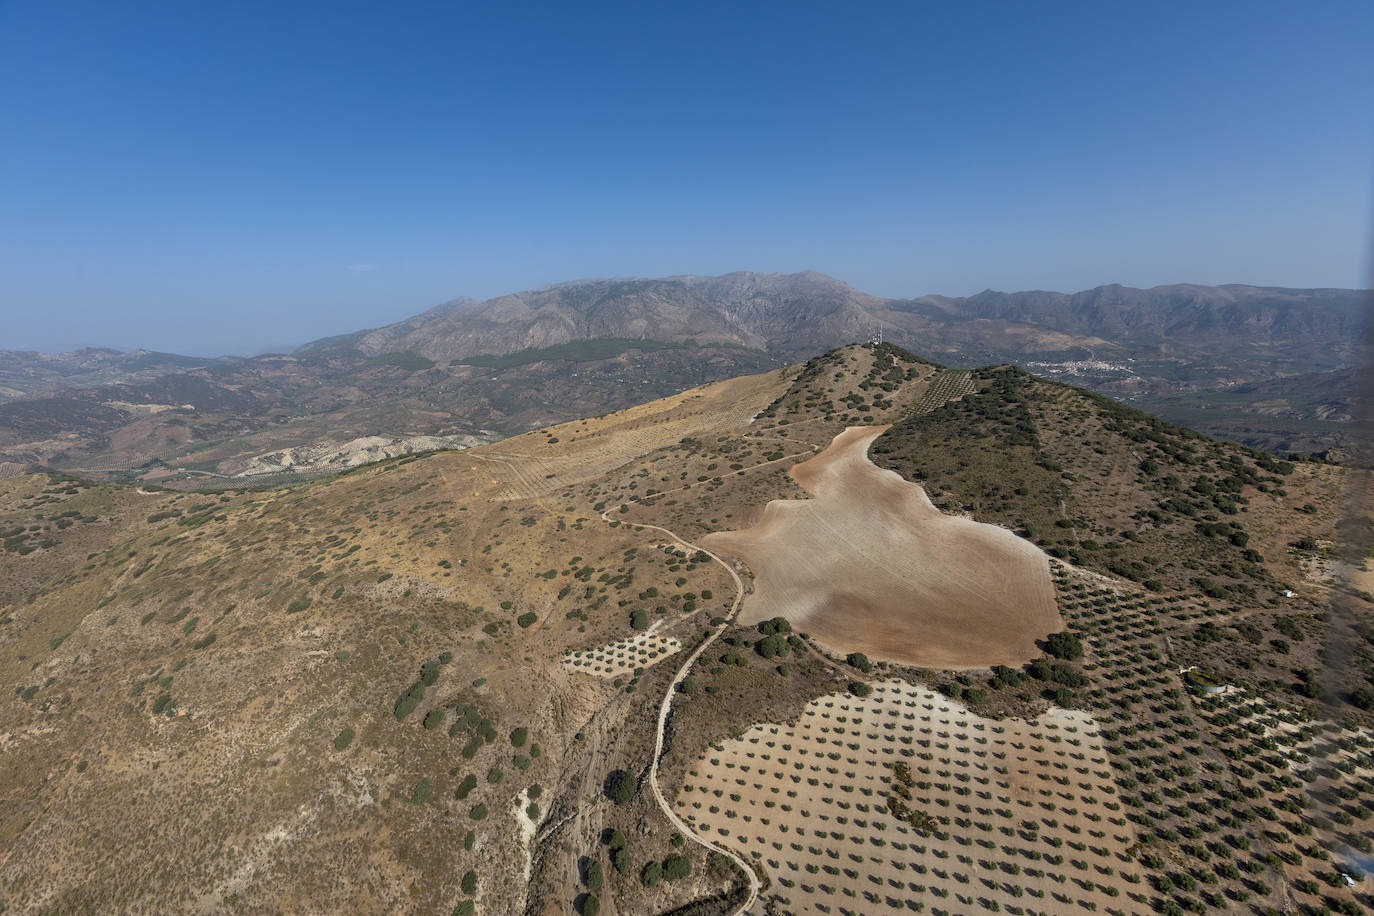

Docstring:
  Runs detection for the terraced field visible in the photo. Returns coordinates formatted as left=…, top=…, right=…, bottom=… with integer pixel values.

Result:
left=562, top=630, right=684, bottom=678
left=675, top=679, right=1141, bottom=914
left=905, top=368, right=977, bottom=417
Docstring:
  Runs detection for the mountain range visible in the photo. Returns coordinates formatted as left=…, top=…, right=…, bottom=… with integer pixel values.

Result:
left=0, top=271, right=1365, bottom=481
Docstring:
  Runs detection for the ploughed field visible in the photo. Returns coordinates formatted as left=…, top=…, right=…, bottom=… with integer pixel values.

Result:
left=703, top=426, right=1061, bottom=668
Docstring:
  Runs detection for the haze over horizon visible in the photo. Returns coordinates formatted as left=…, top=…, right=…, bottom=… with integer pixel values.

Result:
left=2, top=0, right=1371, bottom=355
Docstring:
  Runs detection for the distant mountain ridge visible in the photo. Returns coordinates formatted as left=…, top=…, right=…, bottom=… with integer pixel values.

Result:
left=300, top=271, right=885, bottom=362
left=299, top=272, right=1365, bottom=377
left=0, top=271, right=1366, bottom=476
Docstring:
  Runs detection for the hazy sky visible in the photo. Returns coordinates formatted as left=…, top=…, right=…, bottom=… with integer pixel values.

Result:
left=2, top=1, right=1371, bottom=355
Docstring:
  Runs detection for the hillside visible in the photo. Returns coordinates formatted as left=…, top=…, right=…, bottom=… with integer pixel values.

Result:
left=2, top=344, right=1371, bottom=916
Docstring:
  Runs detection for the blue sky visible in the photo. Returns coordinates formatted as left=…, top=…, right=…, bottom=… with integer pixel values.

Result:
left=2, top=1, right=1371, bottom=354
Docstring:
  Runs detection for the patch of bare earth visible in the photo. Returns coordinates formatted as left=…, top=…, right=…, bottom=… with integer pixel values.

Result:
left=702, top=426, right=1061, bottom=668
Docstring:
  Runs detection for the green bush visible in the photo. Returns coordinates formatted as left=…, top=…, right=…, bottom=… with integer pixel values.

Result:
left=393, top=682, right=426, bottom=719
left=409, top=778, right=432, bottom=804
left=585, top=858, right=604, bottom=890
left=422, top=709, right=445, bottom=730
left=846, top=652, right=872, bottom=672
left=606, top=769, right=635, bottom=805
left=469, top=804, right=488, bottom=820
left=1044, top=631, right=1083, bottom=660
left=849, top=681, right=872, bottom=697
left=755, top=634, right=790, bottom=658
left=455, top=773, right=478, bottom=799
left=758, top=616, right=791, bottom=636
left=517, top=611, right=538, bottom=628
left=333, top=728, right=354, bottom=750
left=451, top=902, right=474, bottom=916
left=630, top=609, right=648, bottom=630
left=510, top=726, right=528, bottom=747
left=662, top=854, right=692, bottom=880
left=461, top=870, right=478, bottom=894
left=581, top=894, right=600, bottom=916
left=286, top=596, right=312, bottom=614
left=641, top=860, right=662, bottom=887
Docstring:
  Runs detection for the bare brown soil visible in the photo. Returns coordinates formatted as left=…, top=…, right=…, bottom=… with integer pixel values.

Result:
left=703, top=426, right=1061, bottom=668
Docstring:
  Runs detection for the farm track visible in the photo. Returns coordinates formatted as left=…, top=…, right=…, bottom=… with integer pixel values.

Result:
left=597, top=503, right=762, bottom=916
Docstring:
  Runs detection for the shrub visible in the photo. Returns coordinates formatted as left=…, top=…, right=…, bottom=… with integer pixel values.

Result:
left=641, top=860, right=662, bottom=887
left=423, top=709, right=445, bottom=730
left=286, top=596, right=312, bottom=614
left=630, top=609, right=648, bottom=630
left=606, top=769, right=635, bottom=805
left=846, top=652, right=872, bottom=672
left=662, top=854, right=692, bottom=880
left=1044, top=631, right=1083, bottom=660
left=758, top=616, right=792, bottom=636
left=394, top=682, right=426, bottom=719
left=333, top=728, right=354, bottom=750
left=849, top=681, right=872, bottom=697
left=581, top=895, right=600, bottom=916
left=585, top=858, right=603, bottom=890
left=461, top=870, right=477, bottom=894
left=409, top=778, right=432, bottom=804
left=511, top=727, right=528, bottom=747
left=469, top=804, right=488, bottom=820
left=455, top=774, right=478, bottom=800
left=756, top=634, right=790, bottom=659
left=517, top=611, right=537, bottom=628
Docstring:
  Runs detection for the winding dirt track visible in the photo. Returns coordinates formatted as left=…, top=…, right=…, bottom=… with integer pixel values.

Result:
left=597, top=507, right=760, bottom=915
left=703, top=426, right=1061, bottom=668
